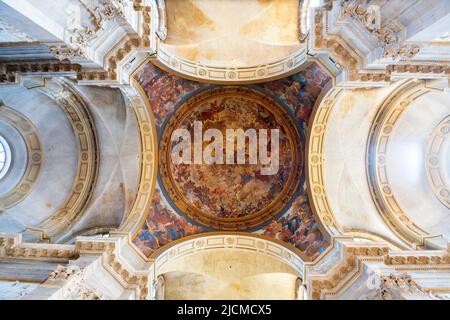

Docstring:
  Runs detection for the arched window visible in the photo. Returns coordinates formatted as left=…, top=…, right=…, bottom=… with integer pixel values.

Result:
left=0, top=135, right=12, bottom=180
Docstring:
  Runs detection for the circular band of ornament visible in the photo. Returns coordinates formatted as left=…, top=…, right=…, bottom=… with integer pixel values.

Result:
left=425, top=116, right=450, bottom=209
left=159, top=86, right=302, bottom=231
left=154, top=46, right=307, bottom=84
left=0, top=103, right=42, bottom=210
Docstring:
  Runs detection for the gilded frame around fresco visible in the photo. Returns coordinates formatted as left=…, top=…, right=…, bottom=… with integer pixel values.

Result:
left=159, top=86, right=303, bottom=231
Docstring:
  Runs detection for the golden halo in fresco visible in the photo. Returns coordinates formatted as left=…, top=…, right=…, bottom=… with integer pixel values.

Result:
left=159, top=86, right=302, bottom=230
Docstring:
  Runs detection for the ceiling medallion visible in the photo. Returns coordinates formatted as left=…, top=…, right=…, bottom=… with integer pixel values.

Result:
left=159, top=86, right=302, bottom=230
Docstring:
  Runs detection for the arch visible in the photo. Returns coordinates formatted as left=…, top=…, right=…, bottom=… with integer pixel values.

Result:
left=152, top=233, right=305, bottom=279
left=306, top=86, right=343, bottom=236
left=0, top=104, right=42, bottom=210
left=366, top=80, right=443, bottom=249
left=24, top=79, right=99, bottom=243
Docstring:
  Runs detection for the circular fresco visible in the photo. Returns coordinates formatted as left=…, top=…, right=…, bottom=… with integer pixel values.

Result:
left=159, top=86, right=302, bottom=230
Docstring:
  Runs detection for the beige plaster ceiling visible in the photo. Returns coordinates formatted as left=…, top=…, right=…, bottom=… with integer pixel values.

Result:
left=161, top=0, right=302, bottom=68
left=163, top=271, right=297, bottom=300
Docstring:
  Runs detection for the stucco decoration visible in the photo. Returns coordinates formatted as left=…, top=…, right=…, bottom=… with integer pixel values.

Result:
left=159, top=86, right=302, bottom=230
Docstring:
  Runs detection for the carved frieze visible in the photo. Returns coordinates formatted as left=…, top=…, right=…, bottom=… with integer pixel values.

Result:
left=50, top=46, right=85, bottom=61
left=364, top=273, right=424, bottom=300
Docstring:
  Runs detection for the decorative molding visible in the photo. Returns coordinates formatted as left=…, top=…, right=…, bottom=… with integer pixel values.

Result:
left=0, top=234, right=77, bottom=261
left=65, top=0, right=125, bottom=52
left=47, top=264, right=82, bottom=282
left=310, top=245, right=389, bottom=299
left=158, top=86, right=302, bottom=230
left=153, top=234, right=305, bottom=278
left=48, top=265, right=102, bottom=300
left=2, top=0, right=450, bottom=87
left=364, top=273, right=423, bottom=300
left=0, top=62, right=81, bottom=85
left=150, top=274, right=165, bottom=300
left=306, top=241, right=450, bottom=299
left=1, top=234, right=150, bottom=299
left=153, top=47, right=308, bottom=84
left=384, top=252, right=450, bottom=266
left=118, top=82, right=158, bottom=239
left=155, top=0, right=167, bottom=40
left=340, top=0, right=381, bottom=31
left=0, top=103, right=43, bottom=210
left=50, top=45, right=85, bottom=61
left=76, top=237, right=149, bottom=299
left=311, top=5, right=390, bottom=86
left=305, top=240, right=450, bottom=299
left=425, top=116, right=450, bottom=209
left=339, top=0, right=421, bottom=60
left=388, top=64, right=450, bottom=79
left=307, top=88, right=342, bottom=234
left=384, top=44, right=421, bottom=61
left=309, top=2, right=450, bottom=87
left=429, top=291, right=450, bottom=300
left=104, top=36, right=140, bottom=82
left=1, top=233, right=449, bottom=300
left=0, top=1, right=156, bottom=86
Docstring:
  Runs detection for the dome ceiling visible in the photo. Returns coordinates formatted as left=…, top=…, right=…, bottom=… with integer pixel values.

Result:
left=132, top=60, right=331, bottom=259
left=384, top=89, right=450, bottom=240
